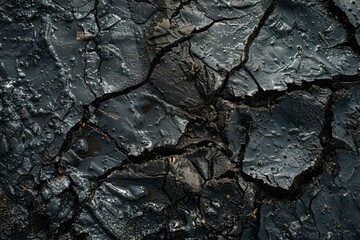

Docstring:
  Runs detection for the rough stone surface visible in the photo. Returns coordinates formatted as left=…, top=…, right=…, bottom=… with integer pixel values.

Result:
left=244, top=0, right=360, bottom=92
left=259, top=151, right=360, bottom=239
left=332, top=85, right=360, bottom=152
left=1, top=0, right=360, bottom=239
left=242, top=87, right=331, bottom=190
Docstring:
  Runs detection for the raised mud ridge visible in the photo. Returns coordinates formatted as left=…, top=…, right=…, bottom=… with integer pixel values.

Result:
left=0, top=0, right=360, bottom=239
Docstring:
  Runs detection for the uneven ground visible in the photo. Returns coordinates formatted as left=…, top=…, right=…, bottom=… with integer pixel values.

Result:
left=0, top=0, right=360, bottom=239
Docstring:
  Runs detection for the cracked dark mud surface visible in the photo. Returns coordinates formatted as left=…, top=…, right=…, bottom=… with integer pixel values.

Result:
left=1, top=0, right=360, bottom=239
